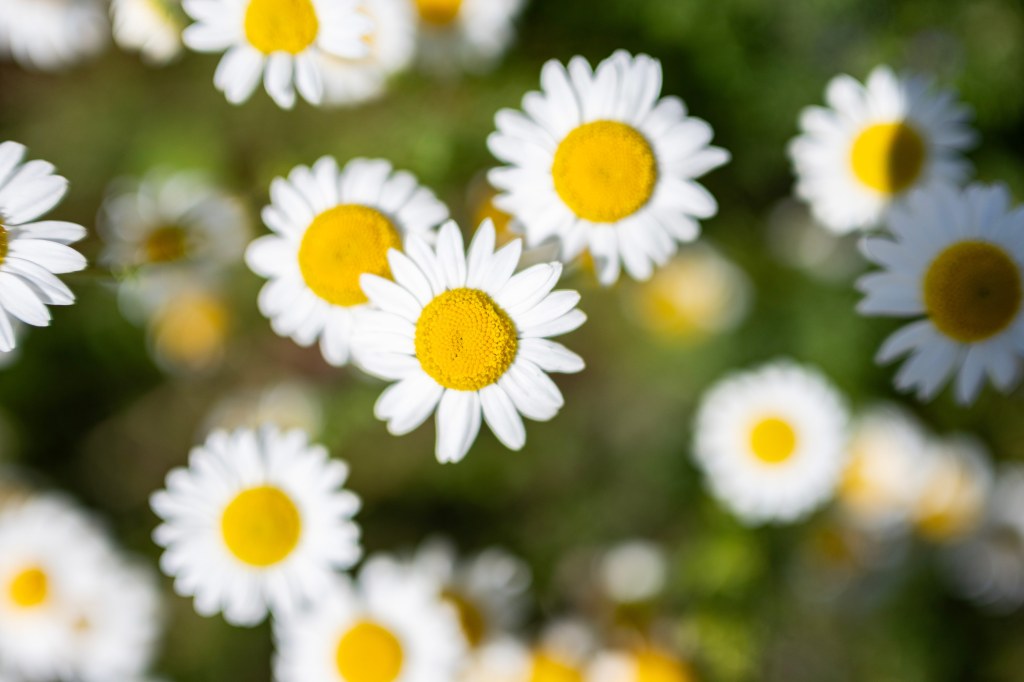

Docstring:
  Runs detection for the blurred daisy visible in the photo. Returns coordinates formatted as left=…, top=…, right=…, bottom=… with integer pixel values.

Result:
left=598, top=540, right=667, bottom=606
left=627, top=244, right=750, bottom=343
left=692, top=361, right=849, bottom=525
left=858, top=183, right=1024, bottom=404
left=0, top=0, right=108, bottom=71
left=150, top=425, right=362, bottom=626
left=0, top=142, right=88, bottom=353
left=412, top=0, right=525, bottom=74
left=0, top=495, right=110, bottom=682
left=488, top=51, right=729, bottom=285
left=318, top=0, right=416, bottom=107
left=203, top=381, right=323, bottom=438
left=146, top=279, right=232, bottom=374
left=789, top=65, right=976, bottom=234
left=913, top=435, right=992, bottom=544
left=463, top=625, right=593, bottom=682
left=111, top=0, right=186, bottom=65
left=411, top=538, right=531, bottom=648
left=589, top=648, right=696, bottom=682
left=837, top=407, right=931, bottom=533
left=182, top=0, right=372, bottom=108
left=356, top=220, right=587, bottom=463
left=274, top=555, right=465, bottom=682
left=245, top=157, right=448, bottom=367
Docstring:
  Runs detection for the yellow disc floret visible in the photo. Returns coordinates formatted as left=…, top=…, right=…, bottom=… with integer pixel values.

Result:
left=414, top=0, right=463, bottom=25
left=415, top=288, right=518, bottom=391
left=143, top=225, right=189, bottom=264
left=553, top=121, right=658, bottom=223
left=298, top=204, right=402, bottom=307
left=336, top=620, right=405, bottom=682
left=749, top=417, right=798, bottom=465
left=245, top=0, right=319, bottom=55
left=849, top=121, right=926, bottom=195
left=8, top=566, right=48, bottom=609
left=221, top=485, right=302, bottom=567
left=923, top=240, right=1022, bottom=343
left=634, top=649, right=694, bottom=682
left=529, top=652, right=584, bottom=682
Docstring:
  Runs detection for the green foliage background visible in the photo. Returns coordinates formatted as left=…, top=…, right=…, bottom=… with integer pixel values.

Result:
left=2, top=0, right=1024, bottom=680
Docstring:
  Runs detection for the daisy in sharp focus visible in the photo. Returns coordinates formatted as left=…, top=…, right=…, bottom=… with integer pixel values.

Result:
left=0, top=142, right=87, bottom=353
left=274, top=554, right=466, bottom=682
left=150, top=425, right=362, bottom=626
left=245, top=157, right=449, bottom=367
left=182, top=0, right=373, bottom=108
left=789, top=65, right=976, bottom=234
left=692, top=361, right=850, bottom=525
left=858, top=182, right=1024, bottom=404
left=488, top=50, right=729, bottom=286
left=111, top=0, right=186, bottom=65
left=411, top=0, right=525, bottom=75
left=0, top=0, right=108, bottom=71
left=355, top=219, right=587, bottom=463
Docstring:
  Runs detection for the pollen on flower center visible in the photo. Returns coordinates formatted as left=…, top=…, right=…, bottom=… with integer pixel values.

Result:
left=8, top=566, right=48, bottom=609
left=849, top=121, right=926, bottom=195
left=221, top=485, right=302, bottom=567
left=144, top=225, right=189, bottom=263
left=441, top=587, right=487, bottom=647
left=335, top=620, right=405, bottom=682
left=244, top=0, right=319, bottom=55
left=298, top=204, right=402, bottom=307
left=749, top=417, right=798, bottom=465
left=552, top=120, right=658, bottom=223
left=529, top=653, right=584, bottom=682
left=414, top=0, right=463, bottom=25
left=923, top=240, right=1022, bottom=343
left=414, top=288, right=518, bottom=391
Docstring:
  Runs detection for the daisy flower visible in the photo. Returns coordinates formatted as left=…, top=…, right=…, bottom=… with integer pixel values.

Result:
left=857, top=183, right=1024, bottom=404
left=411, top=0, right=525, bottom=75
left=0, top=0, right=108, bottom=71
left=145, top=277, right=232, bottom=374
left=488, top=50, right=729, bottom=286
left=355, top=219, right=587, bottom=463
left=111, top=0, right=186, bottom=65
left=274, top=555, right=466, bottom=682
left=150, top=425, right=362, bottom=626
left=589, top=648, right=696, bottom=682
left=204, top=380, right=324, bottom=438
left=317, top=0, right=416, bottom=107
left=0, top=142, right=88, bottom=353
left=245, top=157, right=449, bottom=367
left=692, top=361, right=850, bottom=525
left=789, top=65, right=976, bottom=234
left=181, top=0, right=373, bottom=109
left=598, top=540, right=667, bottom=605
left=462, top=624, right=593, bottom=682
left=409, top=538, right=531, bottom=648
left=912, top=435, right=992, bottom=543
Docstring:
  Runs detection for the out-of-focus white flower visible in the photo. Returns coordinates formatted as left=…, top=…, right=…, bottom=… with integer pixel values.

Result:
left=203, top=381, right=324, bottom=439
left=599, top=541, right=667, bottom=605
left=589, top=647, right=696, bottom=682
left=411, top=0, right=526, bottom=75
left=111, top=0, right=185, bottom=65
left=0, top=0, right=108, bottom=71
left=913, top=435, right=993, bottom=544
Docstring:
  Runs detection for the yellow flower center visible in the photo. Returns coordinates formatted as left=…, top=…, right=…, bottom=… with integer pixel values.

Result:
left=335, top=620, right=405, bottom=682
left=220, top=486, right=302, bottom=567
left=441, top=587, right=487, bottom=648
left=849, top=121, right=926, bottom=195
left=244, top=0, right=319, bottom=55
left=8, top=566, right=48, bottom=609
left=634, top=650, right=693, bottom=682
left=414, top=0, right=463, bottom=25
left=144, top=225, right=189, bottom=264
left=151, top=291, right=230, bottom=371
left=529, top=653, right=584, bottom=682
left=415, top=288, right=518, bottom=391
left=298, top=204, right=402, bottom=307
left=749, top=417, right=798, bottom=465
left=552, top=121, right=658, bottom=223
left=922, top=240, right=1022, bottom=343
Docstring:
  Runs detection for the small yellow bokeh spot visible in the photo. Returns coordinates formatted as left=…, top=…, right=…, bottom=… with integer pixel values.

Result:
left=221, top=485, right=302, bottom=567
left=553, top=120, right=658, bottom=223
left=749, top=417, right=798, bottom=465
left=335, top=620, right=405, bottom=682
left=414, top=0, right=463, bottom=26
left=8, top=566, right=48, bottom=609
left=150, top=290, right=230, bottom=373
left=529, top=652, right=585, bottom=682
left=298, top=204, right=402, bottom=307
left=849, top=121, right=926, bottom=195
left=244, top=0, right=319, bottom=55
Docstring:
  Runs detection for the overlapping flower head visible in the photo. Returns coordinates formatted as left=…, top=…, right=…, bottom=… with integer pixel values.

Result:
left=789, top=65, right=977, bottom=233
left=410, top=0, right=525, bottom=74
left=488, top=50, right=729, bottom=285
left=111, top=0, right=187, bottom=65
left=0, top=0, right=109, bottom=71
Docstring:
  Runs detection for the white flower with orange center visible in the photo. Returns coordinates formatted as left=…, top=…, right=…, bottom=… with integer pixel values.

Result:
left=111, top=0, right=186, bottom=65
left=245, top=157, right=449, bottom=367
left=274, top=555, right=466, bottom=682
left=150, top=425, right=362, bottom=626
left=488, top=50, right=729, bottom=286
left=589, top=648, right=696, bottom=682
left=411, top=0, right=525, bottom=74
left=0, top=0, right=109, bottom=71
left=182, top=0, right=372, bottom=108
left=0, top=142, right=88, bottom=353
left=858, top=183, right=1024, bottom=404
left=355, top=219, right=587, bottom=463
left=693, top=361, right=850, bottom=525
left=789, top=65, right=976, bottom=234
